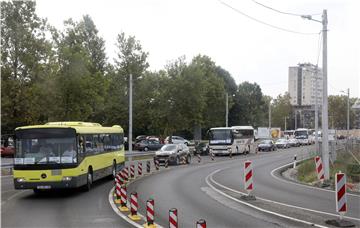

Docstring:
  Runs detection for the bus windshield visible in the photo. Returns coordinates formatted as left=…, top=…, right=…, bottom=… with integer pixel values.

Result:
left=15, top=128, right=77, bottom=165
left=209, top=129, right=232, bottom=145
left=294, top=130, right=308, bottom=139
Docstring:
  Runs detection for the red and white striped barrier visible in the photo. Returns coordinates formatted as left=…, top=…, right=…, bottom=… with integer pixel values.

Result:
left=146, top=160, right=151, bottom=173
left=128, top=192, right=141, bottom=221
left=244, top=160, right=253, bottom=194
left=115, top=178, right=121, bottom=202
left=196, top=219, right=206, bottom=228
left=169, top=208, right=178, bottom=228
left=119, top=185, right=129, bottom=212
left=138, top=162, right=143, bottom=176
left=210, top=152, right=215, bottom=161
left=117, top=171, right=124, bottom=186
left=130, top=164, right=135, bottom=179
left=197, top=154, right=201, bottom=163
left=335, top=172, right=347, bottom=218
left=123, top=167, right=129, bottom=182
left=314, top=156, right=325, bottom=181
left=146, top=199, right=155, bottom=226
left=154, top=159, right=159, bottom=170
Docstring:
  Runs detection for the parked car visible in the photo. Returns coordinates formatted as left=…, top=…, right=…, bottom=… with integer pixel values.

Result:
left=275, top=138, right=290, bottom=149
left=1, top=136, right=15, bottom=157
left=135, top=135, right=147, bottom=142
left=154, top=144, right=191, bottom=165
left=164, top=136, right=190, bottom=145
left=257, top=140, right=276, bottom=152
left=288, top=138, right=300, bottom=147
left=134, top=139, right=164, bottom=151
left=194, top=142, right=209, bottom=155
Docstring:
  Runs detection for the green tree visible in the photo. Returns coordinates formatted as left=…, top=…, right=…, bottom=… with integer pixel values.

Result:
left=229, top=82, right=265, bottom=127
left=270, top=93, right=293, bottom=130
left=52, top=16, right=108, bottom=121
left=1, top=1, right=55, bottom=133
left=328, top=95, right=357, bottom=129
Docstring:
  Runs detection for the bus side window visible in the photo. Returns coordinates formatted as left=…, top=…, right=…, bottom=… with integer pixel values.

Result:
left=85, top=135, right=93, bottom=154
left=78, top=136, right=85, bottom=154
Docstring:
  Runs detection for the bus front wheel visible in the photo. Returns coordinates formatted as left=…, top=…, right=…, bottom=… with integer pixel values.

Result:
left=84, top=169, right=93, bottom=191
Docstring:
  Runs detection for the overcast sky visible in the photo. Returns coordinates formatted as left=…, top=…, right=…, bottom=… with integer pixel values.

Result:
left=36, top=0, right=359, bottom=98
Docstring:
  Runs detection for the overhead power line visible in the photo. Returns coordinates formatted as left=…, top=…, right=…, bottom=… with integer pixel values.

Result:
left=251, top=0, right=322, bottom=17
left=219, top=0, right=319, bottom=35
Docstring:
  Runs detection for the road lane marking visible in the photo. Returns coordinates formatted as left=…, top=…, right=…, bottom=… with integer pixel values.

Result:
left=271, top=160, right=360, bottom=198
left=208, top=168, right=360, bottom=223
left=108, top=187, right=143, bottom=228
left=108, top=183, right=165, bottom=227
left=205, top=169, right=329, bottom=228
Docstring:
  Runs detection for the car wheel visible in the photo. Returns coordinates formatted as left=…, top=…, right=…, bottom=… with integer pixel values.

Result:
left=144, top=147, right=149, bottom=152
left=186, top=155, right=191, bottom=164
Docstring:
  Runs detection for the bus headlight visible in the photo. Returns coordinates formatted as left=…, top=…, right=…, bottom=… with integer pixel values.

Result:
left=62, top=176, right=72, bottom=181
left=17, top=178, right=26, bottom=182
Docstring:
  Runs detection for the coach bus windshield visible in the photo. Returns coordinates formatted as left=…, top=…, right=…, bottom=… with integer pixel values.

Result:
left=15, top=128, right=77, bottom=165
left=209, top=129, right=233, bottom=145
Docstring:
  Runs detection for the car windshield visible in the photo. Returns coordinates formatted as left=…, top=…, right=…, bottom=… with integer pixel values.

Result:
left=277, top=139, right=287, bottom=143
left=162, top=145, right=177, bottom=151
left=15, top=128, right=77, bottom=165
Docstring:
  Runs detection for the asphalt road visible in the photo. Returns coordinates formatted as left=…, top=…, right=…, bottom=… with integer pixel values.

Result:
left=2, top=146, right=359, bottom=227
left=128, top=147, right=360, bottom=227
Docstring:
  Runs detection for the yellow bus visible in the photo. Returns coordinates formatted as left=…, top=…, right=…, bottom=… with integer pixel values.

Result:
left=13, top=122, right=125, bottom=192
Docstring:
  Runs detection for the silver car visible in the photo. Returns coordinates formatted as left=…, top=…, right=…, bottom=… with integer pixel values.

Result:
left=164, top=136, right=190, bottom=145
left=154, top=144, right=191, bottom=165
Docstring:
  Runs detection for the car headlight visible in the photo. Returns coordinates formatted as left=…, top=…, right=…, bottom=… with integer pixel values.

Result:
left=17, top=178, right=26, bottom=182
left=62, top=176, right=72, bottom=181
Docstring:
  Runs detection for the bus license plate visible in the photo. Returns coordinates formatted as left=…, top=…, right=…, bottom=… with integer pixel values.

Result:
left=37, top=185, right=51, bottom=189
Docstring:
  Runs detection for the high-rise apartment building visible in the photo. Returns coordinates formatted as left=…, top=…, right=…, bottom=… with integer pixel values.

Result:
left=288, top=63, right=323, bottom=106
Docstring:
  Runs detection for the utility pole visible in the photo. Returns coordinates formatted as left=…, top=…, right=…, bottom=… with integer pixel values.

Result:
left=284, top=116, right=287, bottom=131
left=314, top=67, right=319, bottom=154
left=346, top=88, right=350, bottom=151
left=129, top=74, right=133, bottom=153
left=268, top=101, right=272, bottom=129
left=321, top=10, right=329, bottom=180
left=225, top=93, right=229, bottom=127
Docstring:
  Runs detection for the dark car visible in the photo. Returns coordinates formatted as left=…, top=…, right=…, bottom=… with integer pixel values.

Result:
left=194, top=142, right=209, bottom=155
left=154, top=144, right=191, bottom=165
left=257, top=140, right=276, bottom=152
left=134, top=139, right=164, bottom=151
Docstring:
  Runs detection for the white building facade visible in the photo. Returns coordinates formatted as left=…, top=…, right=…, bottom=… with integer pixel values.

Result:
left=288, top=63, right=323, bottom=106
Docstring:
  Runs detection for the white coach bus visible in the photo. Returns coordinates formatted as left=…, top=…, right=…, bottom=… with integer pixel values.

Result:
left=208, top=126, right=254, bottom=156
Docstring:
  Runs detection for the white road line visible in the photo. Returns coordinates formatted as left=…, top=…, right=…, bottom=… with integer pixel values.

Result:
left=108, top=187, right=143, bottom=228
left=108, top=183, right=165, bottom=228
left=205, top=169, right=329, bottom=228
left=271, top=161, right=360, bottom=197
left=211, top=170, right=360, bottom=222
left=210, top=169, right=360, bottom=222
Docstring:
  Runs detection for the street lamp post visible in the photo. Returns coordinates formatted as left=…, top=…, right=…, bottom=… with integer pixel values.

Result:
left=129, top=74, right=133, bottom=154
left=341, top=88, right=350, bottom=151
left=302, top=10, right=329, bottom=180
left=284, top=116, right=288, bottom=131
left=226, top=93, right=229, bottom=127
